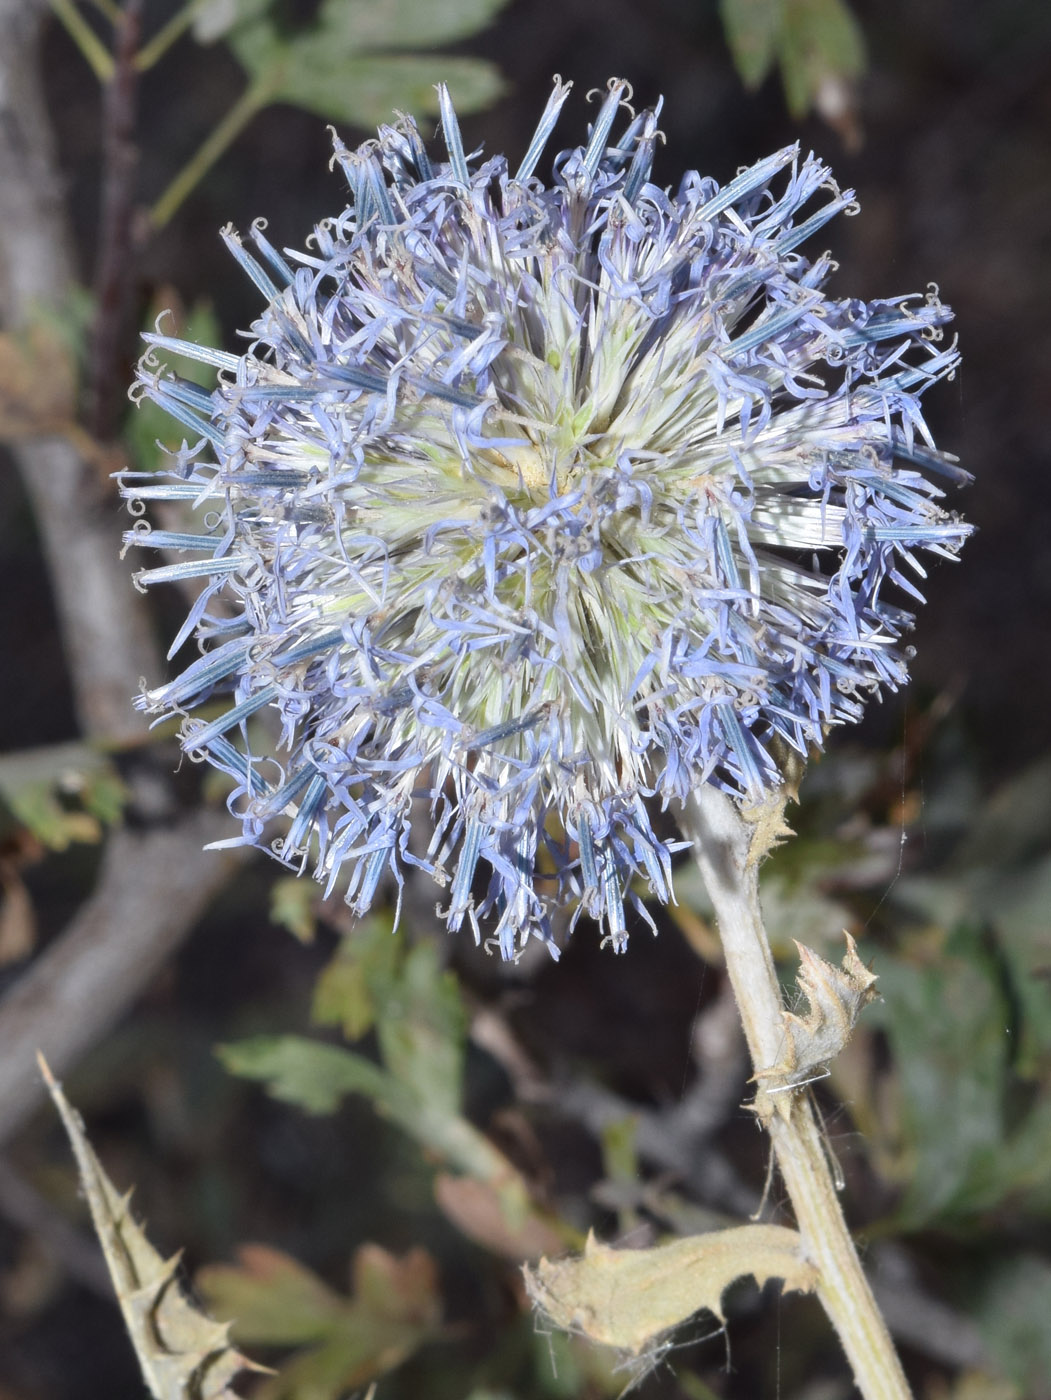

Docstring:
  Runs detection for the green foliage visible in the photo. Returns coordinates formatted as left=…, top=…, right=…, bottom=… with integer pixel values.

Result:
left=0, top=741, right=125, bottom=850
left=311, top=913, right=400, bottom=1040
left=222, top=928, right=547, bottom=1236
left=873, top=923, right=1050, bottom=1226
left=871, top=755, right=1051, bottom=1228
left=720, top=0, right=866, bottom=118
left=218, top=1035, right=394, bottom=1116
left=197, top=1241, right=443, bottom=1400
left=901, top=755, right=1051, bottom=1076
left=719, top=0, right=782, bottom=89
left=217, top=0, right=506, bottom=127
left=971, top=1253, right=1051, bottom=1394
left=214, top=925, right=578, bottom=1392
left=269, top=877, right=318, bottom=944
left=370, top=937, right=468, bottom=1121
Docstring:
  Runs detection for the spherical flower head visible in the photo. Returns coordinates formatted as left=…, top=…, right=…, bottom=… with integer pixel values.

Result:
left=123, top=79, right=969, bottom=959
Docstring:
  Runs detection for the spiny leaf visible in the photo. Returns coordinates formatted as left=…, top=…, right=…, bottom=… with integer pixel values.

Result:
left=525, top=1224, right=816, bottom=1358
left=755, top=933, right=879, bottom=1103
left=39, top=1056, right=264, bottom=1400
left=743, top=788, right=795, bottom=864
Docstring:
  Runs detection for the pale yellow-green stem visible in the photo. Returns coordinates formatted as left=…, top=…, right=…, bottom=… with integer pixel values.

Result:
left=49, top=0, right=115, bottom=82
left=682, top=784, right=912, bottom=1400
left=135, top=0, right=212, bottom=72
left=149, top=77, right=274, bottom=230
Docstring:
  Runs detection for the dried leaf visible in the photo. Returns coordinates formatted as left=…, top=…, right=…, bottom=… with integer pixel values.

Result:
left=742, top=789, right=795, bottom=864
left=756, top=933, right=879, bottom=1097
left=0, top=310, right=115, bottom=473
left=0, top=868, right=36, bottom=966
left=0, top=320, right=77, bottom=440
left=39, top=1056, right=264, bottom=1400
left=525, top=1224, right=816, bottom=1358
left=434, top=1174, right=564, bottom=1261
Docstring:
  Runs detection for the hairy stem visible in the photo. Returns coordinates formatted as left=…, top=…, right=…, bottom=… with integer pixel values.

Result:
left=682, top=784, right=912, bottom=1400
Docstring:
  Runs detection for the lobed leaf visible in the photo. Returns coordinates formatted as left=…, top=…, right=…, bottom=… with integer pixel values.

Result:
left=223, top=0, right=506, bottom=129
left=525, top=1224, right=816, bottom=1358
left=777, top=0, right=866, bottom=118
left=218, top=1036, right=399, bottom=1117
left=198, top=1242, right=442, bottom=1400
left=720, top=0, right=783, bottom=90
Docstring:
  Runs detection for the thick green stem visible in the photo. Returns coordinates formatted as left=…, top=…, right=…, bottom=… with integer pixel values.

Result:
left=682, top=784, right=911, bottom=1400
left=149, top=77, right=272, bottom=230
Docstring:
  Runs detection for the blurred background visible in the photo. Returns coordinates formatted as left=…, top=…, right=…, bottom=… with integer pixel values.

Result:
left=1, top=1, right=1050, bottom=1397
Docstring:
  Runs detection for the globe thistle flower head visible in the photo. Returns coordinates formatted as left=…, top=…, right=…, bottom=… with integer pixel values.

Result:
left=123, top=79, right=969, bottom=958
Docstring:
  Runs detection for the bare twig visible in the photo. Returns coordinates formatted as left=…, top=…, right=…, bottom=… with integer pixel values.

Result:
left=0, top=1152, right=111, bottom=1296
left=1, top=0, right=160, bottom=743
left=0, top=809, right=251, bottom=1145
left=0, top=2, right=250, bottom=1164
left=88, top=0, right=143, bottom=441
left=471, top=985, right=759, bottom=1218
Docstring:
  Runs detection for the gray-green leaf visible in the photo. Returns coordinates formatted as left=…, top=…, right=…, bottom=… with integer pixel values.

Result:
left=218, top=1035, right=399, bottom=1116
left=720, top=0, right=783, bottom=89
left=225, top=0, right=506, bottom=129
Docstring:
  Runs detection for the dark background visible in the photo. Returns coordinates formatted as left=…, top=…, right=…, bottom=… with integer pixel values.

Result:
left=2, top=1, right=1050, bottom=1397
